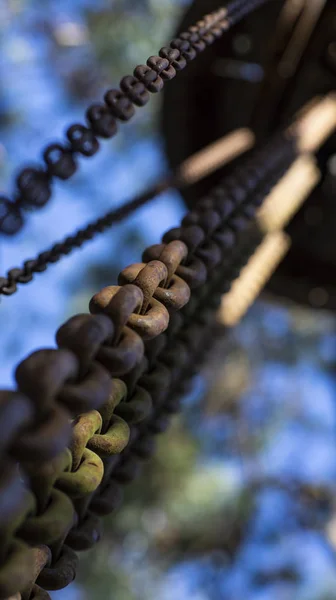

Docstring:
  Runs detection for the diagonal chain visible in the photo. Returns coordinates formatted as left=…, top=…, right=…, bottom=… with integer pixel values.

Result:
left=0, top=130, right=297, bottom=600
left=0, top=0, right=274, bottom=237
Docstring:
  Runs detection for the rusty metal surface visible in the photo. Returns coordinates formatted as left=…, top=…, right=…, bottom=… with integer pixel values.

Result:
left=0, top=126, right=297, bottom=599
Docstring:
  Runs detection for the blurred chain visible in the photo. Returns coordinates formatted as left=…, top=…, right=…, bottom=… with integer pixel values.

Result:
left=0, top=0, right=274, bottom=237
left=0, top=129, right=297, bottom=599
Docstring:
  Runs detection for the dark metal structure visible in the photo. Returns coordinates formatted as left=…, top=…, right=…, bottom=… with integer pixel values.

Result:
left=163, top=0, right=336, bottom=309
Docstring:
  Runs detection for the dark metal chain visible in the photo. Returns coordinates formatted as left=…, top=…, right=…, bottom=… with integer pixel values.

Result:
left=0, top=0, right=274, bottom=237
left=0, top=179, right=171, bottom=296
left=0, top=131, right=297, bottom=600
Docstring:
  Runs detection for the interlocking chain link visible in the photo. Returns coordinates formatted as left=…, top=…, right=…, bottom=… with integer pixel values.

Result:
left=0, top=0, right=274, bottom=238
left=0, top=128, right=297, bottom=599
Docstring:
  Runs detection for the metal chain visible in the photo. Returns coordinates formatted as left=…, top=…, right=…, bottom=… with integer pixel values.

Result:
left=62, top=136, right=296, bottom=554
left=0, top=0, right=274, bottom=237
left=0, top=180, right=171, bottom=296
left=0, top=131, right=297, bottom=600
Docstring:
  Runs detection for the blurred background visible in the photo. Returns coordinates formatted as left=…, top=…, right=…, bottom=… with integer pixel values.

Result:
left=1, top=1, right=336, bottom=599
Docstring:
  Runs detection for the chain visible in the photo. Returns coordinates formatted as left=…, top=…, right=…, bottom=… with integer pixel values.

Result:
left=0, top=180, right=171, bottom=296
left=0, top=0, right=274, bottom=237
left=0, top=130, right=297, bottom=599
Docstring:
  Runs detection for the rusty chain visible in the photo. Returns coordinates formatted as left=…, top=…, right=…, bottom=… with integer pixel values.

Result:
left=0, top=126, right=297, bottom=599
left=0, top=1, right=300, bottom=598
left=0, top=0, right=274, bottom=238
